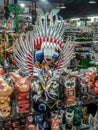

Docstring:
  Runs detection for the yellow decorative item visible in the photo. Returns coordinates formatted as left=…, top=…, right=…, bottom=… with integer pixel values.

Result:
left=40, top=81, right=53, bottom=92
left=82, top=107, right=89, bottom=124
left=0, top=77, right=13, bottom=118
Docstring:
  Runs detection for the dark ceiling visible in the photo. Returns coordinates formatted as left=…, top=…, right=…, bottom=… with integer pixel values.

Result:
left=19, top=0, right=98, bottom=19
left=59, top=0, right=98, bottom=19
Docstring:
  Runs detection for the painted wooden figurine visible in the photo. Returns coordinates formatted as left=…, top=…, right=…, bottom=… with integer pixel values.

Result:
left=13, top=10, right=74, bottom=113
left=9, top=72, right=30, bottom=114
left=64, top=76, right=76, bottom=106
left=51, top=114, right=61, bottom=130
left=0, top=77, right=13, bottom=118
left=25, top=116, right=39, bottom=130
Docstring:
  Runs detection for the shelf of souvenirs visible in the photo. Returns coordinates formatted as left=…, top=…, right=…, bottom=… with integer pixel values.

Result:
left=0, top=112, right=89, bottom=130
left=74, top=41, right=93, bottom=44
left=64, top=26, right=93, bottom=33
left=63, top=40, right=93, bottom=44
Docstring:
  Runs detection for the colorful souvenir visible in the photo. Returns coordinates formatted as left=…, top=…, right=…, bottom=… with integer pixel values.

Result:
left=26, top=115, right=39, bottom=130
left=9, top=72, right=31, bottom=114
left=73, top=104, right=82, bottom=127
left=13, top=10, right=74, bottom=112
left=51, top=114, right=61, bottom=130
left=0, top=76, right=13, bottom=118
left=64, top=75, right=76, bottom=106
left=79, top=72, right=89, bottom=101
left=87, top=68, right=96, bottom=89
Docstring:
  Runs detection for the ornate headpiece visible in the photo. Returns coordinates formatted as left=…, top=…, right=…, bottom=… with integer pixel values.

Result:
left=14, top=10, right=74, bottom=85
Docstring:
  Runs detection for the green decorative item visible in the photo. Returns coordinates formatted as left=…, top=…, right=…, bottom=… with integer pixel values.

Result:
left=73, top=104, right=82, bottom=127
left=8, top=4, right=25, bottom=33
left=66, top=108, right=74, bottom=129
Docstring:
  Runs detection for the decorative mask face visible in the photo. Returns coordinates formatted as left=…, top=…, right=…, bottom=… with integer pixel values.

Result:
left=64, top=77, right=76, bottom=105
left=0, top=97, right=10, bottom=109
left=14, top=10, right=74, bottom=84
left=10, top=72, right=30, bottom=93
left=15, top=77, right=30, bottom=93
left=1, top=106, right=11, bottom=118
left=13, top=11, right=74, bottom=113
left=0, top=77, right=13, bottom=97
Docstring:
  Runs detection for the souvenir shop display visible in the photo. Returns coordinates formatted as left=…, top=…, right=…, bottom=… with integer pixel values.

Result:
left=0, top=9, right=98, bottom=130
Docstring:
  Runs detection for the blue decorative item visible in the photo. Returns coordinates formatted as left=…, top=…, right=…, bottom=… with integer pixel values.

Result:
left=39, top=104, right=46, bottom=111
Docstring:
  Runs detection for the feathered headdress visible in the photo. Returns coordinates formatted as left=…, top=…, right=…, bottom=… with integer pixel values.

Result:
left=14, top=9, right=74, bottom=85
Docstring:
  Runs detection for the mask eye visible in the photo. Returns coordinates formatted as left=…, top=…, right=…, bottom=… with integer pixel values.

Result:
left=65, top=81, right=71, bottom=88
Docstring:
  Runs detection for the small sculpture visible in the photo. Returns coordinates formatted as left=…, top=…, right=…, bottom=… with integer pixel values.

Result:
left=13, top=10, right=74, bottom=112
left=79, top=72, right=89, bottom=101
left=64, top=75, right=76, bottom=106
left=9, top=72, right=30, bottom=114
left=51, top=114, right=61, bottom=130
left=0, top=76, right=13, bottom=118
left=26, top=116, right=39, bottom=130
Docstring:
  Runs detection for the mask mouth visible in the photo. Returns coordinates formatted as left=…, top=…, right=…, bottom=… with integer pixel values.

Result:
left=66, top=98, right=75, bottom=105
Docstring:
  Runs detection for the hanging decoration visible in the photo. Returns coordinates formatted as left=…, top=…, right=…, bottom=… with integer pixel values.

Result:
left=8, top=4, right=25, bottom=33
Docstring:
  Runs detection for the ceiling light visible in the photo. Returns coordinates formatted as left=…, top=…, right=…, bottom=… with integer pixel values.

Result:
left=60, top=4, right=66, bottom=9
left=20, top=3, right=25, bottom=7
left=41, top=0, right=46, bottom=1
left=88, top=0, right=96, bottom=4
